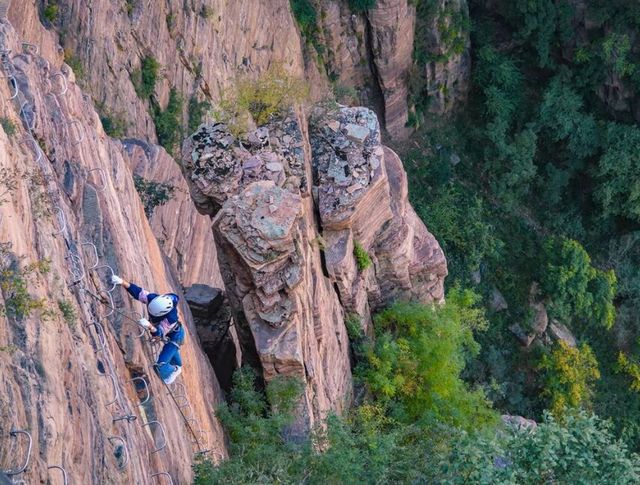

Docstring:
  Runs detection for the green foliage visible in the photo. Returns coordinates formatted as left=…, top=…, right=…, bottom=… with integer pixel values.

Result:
left=0, top=259, right=50, bottom=321
left=57, top=299, right=77, bottom=329
left=200, top=6, right=214, bottom=19
left=540, top=237, right=617, bottom=329
left=214, top=65, right=309, bottom=134
left=43, top=3, right=59, bottom=23
left=152, top=88, right=183, bottom=153
left=63, top=48, right=84, bottom=80
left=595, top=123, right=640, bottom=223
left=618, top=352, right=640, bottom=393
left=133, top=175, right=175, bottom=217
left=439, top=412, right=640, bottom=484
left=99, top=112, right=127, bottom=138
left=187, top=95, right=210, bottom=134
left=361, top=288, right=496, bottom=428
left=348, top=0, right=377, bottom=13
left=0, top=117, right=16, bottom=137
left=539, top=341, right=600, bottom=417
left=345, top=312, right=364, bottom=341
left=132, top=56, right=160, bottom=100
left=353, top=241, right=372, bottom=271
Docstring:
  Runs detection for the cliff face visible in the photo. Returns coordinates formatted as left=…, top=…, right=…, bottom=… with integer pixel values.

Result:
left=0, top=8, right=226, bottom=484
left=181, top=105, right=447, bottom=429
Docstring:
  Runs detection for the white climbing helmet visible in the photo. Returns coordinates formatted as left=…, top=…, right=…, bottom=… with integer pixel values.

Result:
left=148, top=294, right=174, bottom=317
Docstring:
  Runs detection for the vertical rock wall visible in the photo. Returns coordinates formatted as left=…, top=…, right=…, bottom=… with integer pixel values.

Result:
left=0, top=9, right=226, bottom=483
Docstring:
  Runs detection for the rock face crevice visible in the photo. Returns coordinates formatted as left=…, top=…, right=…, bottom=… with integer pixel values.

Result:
left=181, top=105, right=447, bottom=428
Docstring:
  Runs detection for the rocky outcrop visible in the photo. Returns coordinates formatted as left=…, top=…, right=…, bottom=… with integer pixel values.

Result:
left=181, top=105, right=447, bottom=428
left=310, top=106, right=447, bottom=323
left=182, top=112, right=353, bottom=432
left=0, top=10, right=225, bottom=483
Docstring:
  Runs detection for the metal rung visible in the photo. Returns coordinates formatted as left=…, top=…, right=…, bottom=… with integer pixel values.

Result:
left=107, top=436, right=129, bottom=470
left=21, top=43, right=39, bottom=55
left=98, top=371, right=119, bottom=407
left=87, top=167, right=107, bottom=192
left=151, top=472, right=174, bottom=484
left=3, top=429, right=32, bottom=476
left=52, top=206, right=67, bottom=236
left=131, top=376, right=150, bottom=405
left=67, top=119, right=84, bottom=145
left=88, top=321, right=107, bottom=354
left=47, top=464, right=68, bottom=485
left=49, top=72, right=67, bottom=96
left=92, top=264, right=116, bottom=293
left=80, top=241, right=99, bottom=270
left=142, top=420, right=167, bottom=454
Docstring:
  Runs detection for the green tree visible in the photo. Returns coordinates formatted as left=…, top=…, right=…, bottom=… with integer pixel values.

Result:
left=439, top=412, right=640, bottom=484
left=596, top=123, right=640, bottom=223
left=540, top=237, right=616, bottom=329
left=539, top=341, right=600, bottom=417
left=360, top=288, right=496, bottom=428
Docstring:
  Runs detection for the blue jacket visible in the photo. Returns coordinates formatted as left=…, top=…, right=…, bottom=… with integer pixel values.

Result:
left=126, top=283, right=185, bottom=345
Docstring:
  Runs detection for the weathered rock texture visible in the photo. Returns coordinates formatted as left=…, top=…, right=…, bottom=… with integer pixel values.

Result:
left=181, top=105, right=447, bottom=429
left=310, top=106, right=448, bottom=324
left=0, top=9, right=226, bottom=483
left=122, top=140, right=224, bottom=288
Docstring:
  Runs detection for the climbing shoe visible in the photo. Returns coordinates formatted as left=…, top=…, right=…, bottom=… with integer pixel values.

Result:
left=164, top=366, right=182, bottom=385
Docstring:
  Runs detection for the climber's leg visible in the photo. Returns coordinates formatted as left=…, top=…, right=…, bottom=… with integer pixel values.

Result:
left=155, top=341, right=180, bottom=381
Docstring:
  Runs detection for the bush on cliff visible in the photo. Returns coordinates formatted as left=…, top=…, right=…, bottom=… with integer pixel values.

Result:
left=359, top=288, right=497, bottom=429
left=213, top=65, right=309, bottom=134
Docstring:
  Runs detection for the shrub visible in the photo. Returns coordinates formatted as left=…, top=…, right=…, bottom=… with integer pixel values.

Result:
left=360, top=288, right=496, bottom=428
left=187, top=95, right=211, bottom=134
left=214, top=64, right=309, bottom=134
left=353, top=241, right=372, bottom=271
left=63, top=48, right=84, bottom=80
left=57, top=299, right=77, bottom=329
left=345, top=312, right=364, bottom=341
left=100, top=112, right=127, bottom=138
left=152, top=88, right=183, bottom=153
left=132, top=56, right=160, bottom=100
left=43, top=3, right=59, bottom=23
left=539, top=340, right=600, bottom=417
left=0, top=117, right=16, bottom=137
left=0, top=259, right=50, bottom=321
left=200, top=6, right=214, bottom=18
left=133, top=175, right=175, bottom=217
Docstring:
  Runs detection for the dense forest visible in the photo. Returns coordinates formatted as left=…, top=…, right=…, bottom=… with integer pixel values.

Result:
left=195, top=0, right=640, bottom=482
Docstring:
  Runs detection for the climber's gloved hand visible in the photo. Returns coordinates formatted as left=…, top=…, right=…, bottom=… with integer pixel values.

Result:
left=111, top=274, right=124, bottom=285
left=138, top=318, right=153, bottom=330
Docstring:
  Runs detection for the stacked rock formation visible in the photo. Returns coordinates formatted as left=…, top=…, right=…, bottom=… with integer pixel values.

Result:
left=181, top=105, right=447, bottom=429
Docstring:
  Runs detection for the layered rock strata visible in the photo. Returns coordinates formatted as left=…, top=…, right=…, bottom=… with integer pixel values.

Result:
left=0, top=14, right=225, bottom=484
left=181, top=105, right=447, bottom=427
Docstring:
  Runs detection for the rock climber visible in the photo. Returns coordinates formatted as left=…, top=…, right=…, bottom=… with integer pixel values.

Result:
left=111, top=274, right=184, bottom=385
